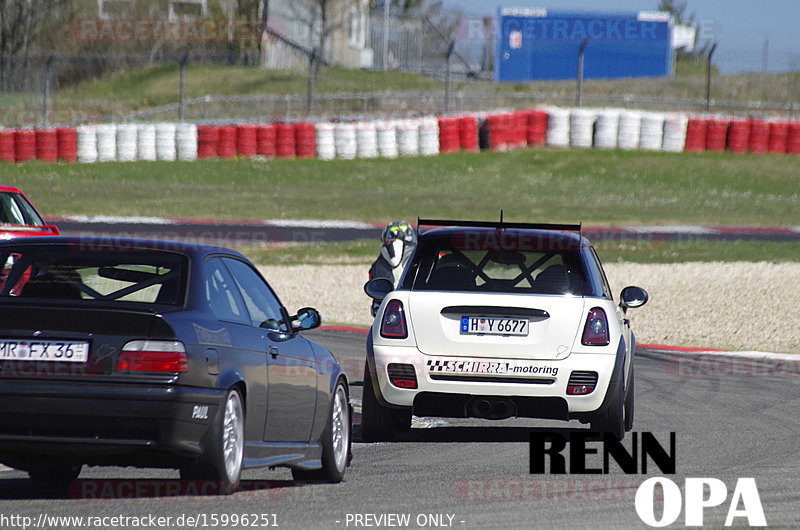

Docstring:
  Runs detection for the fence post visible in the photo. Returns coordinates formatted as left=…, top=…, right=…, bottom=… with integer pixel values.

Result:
left=706, top=42, right=717, bottom=113
left=307, top=48, right=317, bottom=117
left=575, top=38, right=588, bottom=107
left=43, top=54, right=54, bottom=127
left=382, top=0, right=390, bottom=71
left=445, top=41, right=455, bottom=113
left=179, top=52, right=189, bottom=121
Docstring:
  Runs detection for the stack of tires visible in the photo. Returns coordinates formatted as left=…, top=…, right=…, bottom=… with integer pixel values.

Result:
left=295, top=122, right=316, bottom=159
left=545, top=107, right=570, bottom=148
left=275, top=123, right=296, bottom=158
left=35, top=129, right=59, bottom=163
left=15, top=130, right=37, bottom=163
left=316, top=122, right=336, bottom=160
left=0, top=129, right=15, bottom=163
left=356, top=121, right=378, bottom=159
left=116, top=124, right=138, bottom=162
left=617, top=111, right=642, bottom=151
left=437, top=117, right=460, bottom=154
left=593, top=109, right=620, bottom=150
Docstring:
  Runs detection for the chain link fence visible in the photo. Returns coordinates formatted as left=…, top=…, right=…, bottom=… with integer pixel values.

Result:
left=117, top=91, right=798, bottom=125
left=1, top=52, right=798, bottom=126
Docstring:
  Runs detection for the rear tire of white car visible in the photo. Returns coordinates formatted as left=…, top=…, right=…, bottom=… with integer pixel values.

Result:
left=361, top=361, right=409, bottom=442
left=591, top=381, right=625, bottom=442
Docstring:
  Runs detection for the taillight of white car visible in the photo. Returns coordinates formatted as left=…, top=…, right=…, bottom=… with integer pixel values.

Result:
left=380, top=300, right=408, bottom=339
left=581, top=308, right=610, bottom=346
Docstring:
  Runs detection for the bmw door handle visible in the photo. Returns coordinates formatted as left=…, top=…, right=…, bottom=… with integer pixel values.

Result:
left=269, top=346, right=279, bottom=358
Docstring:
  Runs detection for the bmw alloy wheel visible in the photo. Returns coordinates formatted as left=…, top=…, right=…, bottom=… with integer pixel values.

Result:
left=222, top=390, right=244, bottom=483
left=331, top=385, right=350, bottom=473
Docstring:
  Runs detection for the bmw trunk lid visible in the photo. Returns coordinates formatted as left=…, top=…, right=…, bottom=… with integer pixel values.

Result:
left=408, top=292, right=586, bottom=360
left=0, top=304, right=176, bottom=378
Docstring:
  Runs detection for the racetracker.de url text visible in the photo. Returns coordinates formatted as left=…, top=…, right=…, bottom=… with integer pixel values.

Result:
left=0, top=513, right=280, bottom=529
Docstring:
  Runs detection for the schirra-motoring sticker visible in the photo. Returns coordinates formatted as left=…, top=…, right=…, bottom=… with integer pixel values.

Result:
left=426, top=358, right=558, bottom=377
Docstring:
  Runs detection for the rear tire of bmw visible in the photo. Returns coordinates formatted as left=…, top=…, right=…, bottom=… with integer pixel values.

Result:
left=591, top=380, right=625, bottom=442
left=361, top=361, right=405, bottom=442
left=292, top=380, right=351, bottom=483
left=28, top=463, right=82, bottom=483
left=180, top=388, right=244, bottom=493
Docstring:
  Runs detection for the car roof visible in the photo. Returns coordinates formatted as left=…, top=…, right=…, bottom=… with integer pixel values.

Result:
left=0, top=186, right=24, bottom=194
left=0, top=235, right=248, bottom=259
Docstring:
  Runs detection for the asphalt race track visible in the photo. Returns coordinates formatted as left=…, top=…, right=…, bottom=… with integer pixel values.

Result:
left=0, top=329, right=798, bottom=529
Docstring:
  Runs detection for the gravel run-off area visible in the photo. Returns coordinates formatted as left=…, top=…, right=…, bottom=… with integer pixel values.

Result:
left=260, top=262, right=800, bottom=354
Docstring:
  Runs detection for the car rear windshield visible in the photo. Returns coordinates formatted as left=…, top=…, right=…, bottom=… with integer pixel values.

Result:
left=0, top=192, right=44, bottom=226
left=0, top=246, right=186, bottom=306
left=406, top=232, right=598, bottom=296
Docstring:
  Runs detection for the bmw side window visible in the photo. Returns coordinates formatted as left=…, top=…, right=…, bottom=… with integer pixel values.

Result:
left=222, top=258, right=285, bottom=331
left=205, top=258, right=249, bottom=324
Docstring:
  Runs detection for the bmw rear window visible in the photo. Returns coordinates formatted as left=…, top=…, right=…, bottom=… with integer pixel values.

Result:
left=0, top=246, right=186, bottom=306
left=405, top=231, right=601, bottom=296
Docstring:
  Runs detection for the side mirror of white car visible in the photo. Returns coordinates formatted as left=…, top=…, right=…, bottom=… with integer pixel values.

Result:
left=364, top=278, right=394, bottom=301
left=620, top=286, right=649, bottom=311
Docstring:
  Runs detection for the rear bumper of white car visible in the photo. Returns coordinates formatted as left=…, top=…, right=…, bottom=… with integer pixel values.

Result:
left=367, top=332, right=627, bottom=421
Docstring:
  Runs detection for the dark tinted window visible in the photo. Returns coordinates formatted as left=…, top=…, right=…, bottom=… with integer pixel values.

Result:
left=0, top=192, right=44, bottom=226
left=205, top=258, right=249, bottom=323
left=587, top=247, right=613, bottom=300
left=223, top=258, right=285, bottom=330
left=0, top=246, right=185, bottom=305
left=407, top=231, right=600, bottom=296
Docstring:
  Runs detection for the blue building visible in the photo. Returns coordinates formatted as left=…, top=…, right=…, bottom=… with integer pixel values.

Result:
left=495, top=8, right=673, bottom=82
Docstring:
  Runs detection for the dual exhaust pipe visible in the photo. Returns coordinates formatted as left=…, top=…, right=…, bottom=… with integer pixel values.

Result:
left=469, top=397, right=516, bottom=420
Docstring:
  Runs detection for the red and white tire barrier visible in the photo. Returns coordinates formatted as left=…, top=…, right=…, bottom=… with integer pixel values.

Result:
left=3, top=108, right=800, bottom=165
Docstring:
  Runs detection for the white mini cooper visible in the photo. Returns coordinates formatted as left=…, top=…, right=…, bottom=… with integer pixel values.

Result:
left=363, top=218, right=648, bottom=441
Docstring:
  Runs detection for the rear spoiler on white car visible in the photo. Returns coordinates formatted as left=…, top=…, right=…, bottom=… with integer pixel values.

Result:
left=417, top=213, right=582, bottom=237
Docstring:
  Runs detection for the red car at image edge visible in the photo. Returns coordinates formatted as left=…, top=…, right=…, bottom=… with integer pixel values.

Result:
left=0, top=186, right=59, bottom=240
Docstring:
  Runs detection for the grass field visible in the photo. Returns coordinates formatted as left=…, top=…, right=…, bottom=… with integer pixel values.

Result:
left=3, top=148, right=799, bottom=264
left=7, top=149, right=799, bottom=225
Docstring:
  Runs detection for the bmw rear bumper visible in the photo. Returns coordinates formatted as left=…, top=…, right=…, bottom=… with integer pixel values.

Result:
left=0, top=379, right=226, bottom=467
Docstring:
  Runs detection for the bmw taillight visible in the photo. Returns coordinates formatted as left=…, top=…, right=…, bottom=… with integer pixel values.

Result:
left=582, top=308, right=610, bottom=346
left=380, top=300, right=408, bottom=339
left=117, top=340, right=188, bottom=373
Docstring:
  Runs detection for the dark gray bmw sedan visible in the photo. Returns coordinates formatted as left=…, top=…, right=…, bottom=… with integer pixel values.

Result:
left=0, top=237, right=351, bottom=492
